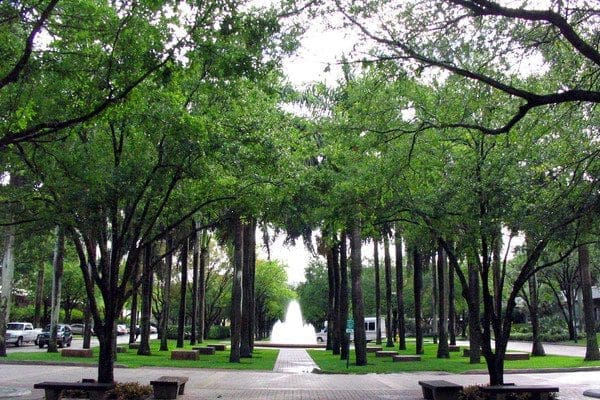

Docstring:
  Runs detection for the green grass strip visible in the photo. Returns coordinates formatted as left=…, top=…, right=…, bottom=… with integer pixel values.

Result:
left=6, top=339, right=279, bottom=370
left=308, top=342, right=600, bottom=374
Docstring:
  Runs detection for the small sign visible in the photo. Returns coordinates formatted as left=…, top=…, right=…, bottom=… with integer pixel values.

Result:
left=346, top=319, right=354, bottom=331
left=346, top=328, right=354, bottom=333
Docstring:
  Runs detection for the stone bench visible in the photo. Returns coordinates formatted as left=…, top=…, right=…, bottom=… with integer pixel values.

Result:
left=212, top=344, right=227, bottom=351
left=192, top=346, right=215, bottom=355
left=171, top=350, right=199, bottom=360
left=60, top=348, right=93, bottom=358
left=150, top=376, right=189, bottom=399
left=504, top=352, right=530, bottom=360
left=129, top=342, right=140, bottom=349
left=448, top=345, right=460, bottom=352
left=375, top=350, right=398, bottom=357
left=480, top=385, right=558, bottom=400
left=116, top=346, right=127, bottom=353
left=393, top=355, right=421, bottom=362
left=419, top=380, right=463, bottom=400
left=366, top=346, right=383, bottom=353
left=33, top=381, right=114, bottom=400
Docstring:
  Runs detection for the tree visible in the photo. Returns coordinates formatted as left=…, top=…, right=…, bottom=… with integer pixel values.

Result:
left=47, top=226, right=64, bottom=353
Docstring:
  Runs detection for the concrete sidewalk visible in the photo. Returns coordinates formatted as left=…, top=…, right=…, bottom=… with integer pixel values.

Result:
left=1, top=346, right=599, bottom=399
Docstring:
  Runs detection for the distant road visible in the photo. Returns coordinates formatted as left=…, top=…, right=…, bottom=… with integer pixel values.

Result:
left=456, top=339, right=589, bottom=357
left=5, top=333, right=158, bottom=353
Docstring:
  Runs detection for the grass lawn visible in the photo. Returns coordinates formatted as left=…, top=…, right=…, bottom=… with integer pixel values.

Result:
left=6, top=339, right=279, bottom=370
left=308, top=342, right=600, bottom=374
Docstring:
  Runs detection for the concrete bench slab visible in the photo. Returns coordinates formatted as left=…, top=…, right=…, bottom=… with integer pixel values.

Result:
left=60, top=349, right=93, bottom=358
left=504, top=352, right=530, bottom=360
left=448, top=345, right=460, bottom=352
left=375, top=350, right=398, bottom=357
left=393, top=355, right=421, bottom=362
left=212, top=344, right=227, bottom=351
left=171, top=350, right=199, bottom=361
left=150, top=376, right=189, bottom=399
left=33, top=381, right=114, bottom=400
left=419, top=380, right=463, bottom=400
left=192, top=346, right=215, bottom=355
left=366, top=347, right=383, bottom=353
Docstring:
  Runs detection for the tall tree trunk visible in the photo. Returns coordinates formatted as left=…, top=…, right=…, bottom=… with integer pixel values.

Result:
left=97, top=307, right=117, bottom=383
left=413, top=247, right=424, bottom=355
left=248, top=221, right=256, bottom=351
left=350, top=221, right=367, bottom=366
left=528, top=273, right=545, bottom=356
left=436, top=241, right=449, bottom=358
left=467, top=254, right=481, bottom=364
left=395, top=230, right=406, bottom=350
left=159, top=235, right=173, bottom=352
left=199, top=230, right=208, bottom=341
left=374, top=239, right=382, bottom=345
left=0, top=224, right=16, bottom=357
left=241, top=220, right=256, bottom=357
left=229, top=216, right=243, bottom=363
left=48, top=226, right=65, bottom=353
left=339, top=232, right=350, bottom=360
left=332, top=239, right=341, bottom=354
left=190, top=226, right=199, bottom=346
left=431, top=253, right=438, bottom=344
left=83, top=304, right=92, bottom=349
left=383, top=232, right=394, bottom=348
left=138, top=245, right=153, bottom=355
left=326, top=245, right=335, bottom=350
left=128, top=259, right=140, bottom=344
left=34, top=264, right=45, bottom=328
left=177, top=238, right=188, bottom=348
left=579, top=243, right=600, bottom=360
left=448, top=249, right=456, bottom=346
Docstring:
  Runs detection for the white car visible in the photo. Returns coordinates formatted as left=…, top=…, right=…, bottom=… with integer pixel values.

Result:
left=5, top=322, right=41, bottom=346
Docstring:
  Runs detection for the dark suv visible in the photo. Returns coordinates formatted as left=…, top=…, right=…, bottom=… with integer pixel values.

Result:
left=37, top=324, right=73, bottom=348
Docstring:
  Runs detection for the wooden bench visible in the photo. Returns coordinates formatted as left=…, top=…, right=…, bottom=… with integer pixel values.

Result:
left=171, top=349, right=199, bottom=360
left=504, top=352, right=530, bottom=360
left=192, top=346, right=215, bottom=355
left=33, top=381, right=114, bottom=400
left=366, top=346, right=383, bottom=353
left=393, top=355, right=421, bottom=362
left=212, top=344, right=227, bottom=351
left=418, top=380, right=463, bottom=400
left=375, top=350, right=398, bottom=357
left=150, top=376, right=189, bottom=399
left=480, top=385, right=558, bottom=400
left=60, top=348, right=93, bottom=358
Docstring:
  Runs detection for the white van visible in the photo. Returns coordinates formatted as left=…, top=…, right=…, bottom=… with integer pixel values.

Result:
left=316, top=317, right=386, bottom=342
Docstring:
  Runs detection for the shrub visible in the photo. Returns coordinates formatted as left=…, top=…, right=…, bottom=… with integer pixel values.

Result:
left=458, top=385, right=488, bottom=400
left=9, top=305, right=35, bottom=322
left=207, top=325, right=230, bottom=339
left=108, top=382, right=152, bottom=400
left=166, top=325, right=192, bottom=340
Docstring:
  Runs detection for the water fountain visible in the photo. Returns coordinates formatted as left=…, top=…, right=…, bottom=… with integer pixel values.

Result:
left=270, top=300, right=317, bottom=345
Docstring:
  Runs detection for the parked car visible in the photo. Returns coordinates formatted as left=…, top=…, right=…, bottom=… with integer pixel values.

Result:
left=116, top=324, right=128, bottom=335
left=5, top=322, right=42, bottom=347
left=70, top=323, right=94, bottom=335
left=37, top=324, right=73, bottom=348
left=150, top=324, right=158, bottom=334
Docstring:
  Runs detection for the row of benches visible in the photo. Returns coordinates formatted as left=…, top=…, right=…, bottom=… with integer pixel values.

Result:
left=35, top=376, right=189, bottom=400
left=419, top=380, right=559, bottom=400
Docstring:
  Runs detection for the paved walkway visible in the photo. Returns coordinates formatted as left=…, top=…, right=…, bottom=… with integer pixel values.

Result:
left=272, top=348, right=318, bottom=373
left=456, top=339, right=592, bottom=357
left=1, top=343, right=600, bottom=399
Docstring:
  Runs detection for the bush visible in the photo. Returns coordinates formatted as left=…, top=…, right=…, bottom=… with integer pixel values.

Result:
left=166, top=325, right=192, bottom=340
left=108, top=382, right=152, bottom=400
left=9, top=304, right=35, bottom=322
left=207, top=325, right=230, bottom=339
left=458, top=385, right=487, bottom=400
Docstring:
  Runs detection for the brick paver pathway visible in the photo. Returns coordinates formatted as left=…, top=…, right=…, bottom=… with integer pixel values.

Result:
left=273, top=348, right=318, bottom=373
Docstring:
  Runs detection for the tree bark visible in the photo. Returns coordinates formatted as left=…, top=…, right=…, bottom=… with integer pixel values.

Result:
left=0, top=224, right=16, bottom=357
left=159, top=235, right=173, bottom=352
left=374, top=239, right=382, bottom=345
left=436, top=241, right=449, bottom=358
left=448, top=250, right=456, bottom=346
left=199, top=230, right=208, bottom=342
left=137, top=245, right=153, bottom=355
left=128, top=259, right=140, bottom=344
left=383, top=231, right=394, bottom=347
left=241, top=219, right=256, bottom=357
left=395, top=230, right=406, bottom=350
left=48, top=226, right=65, bottom=353
left=177, top=237, right=188, bottom=348
left=83, top=304, right=92, bottom=349
left=528, top=272, right=545, bottom=356
left=413, top=246, right=424, bottom=355
left=579, top=243, right=600, bottom=360
left=332, top=239, right=341, bottom=354
left=467, top=255, right=481, bottom=364
left=34, top=264, right=45, bottom=328
left=229, top=215, right=243, bottom=363
left=431, top=253, right=438, bottom=344
left=350, top=221, right=367, bottom=366
left=190, top=226, right=199, bottom=346
left=339, top=232, right=350, bottom=360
